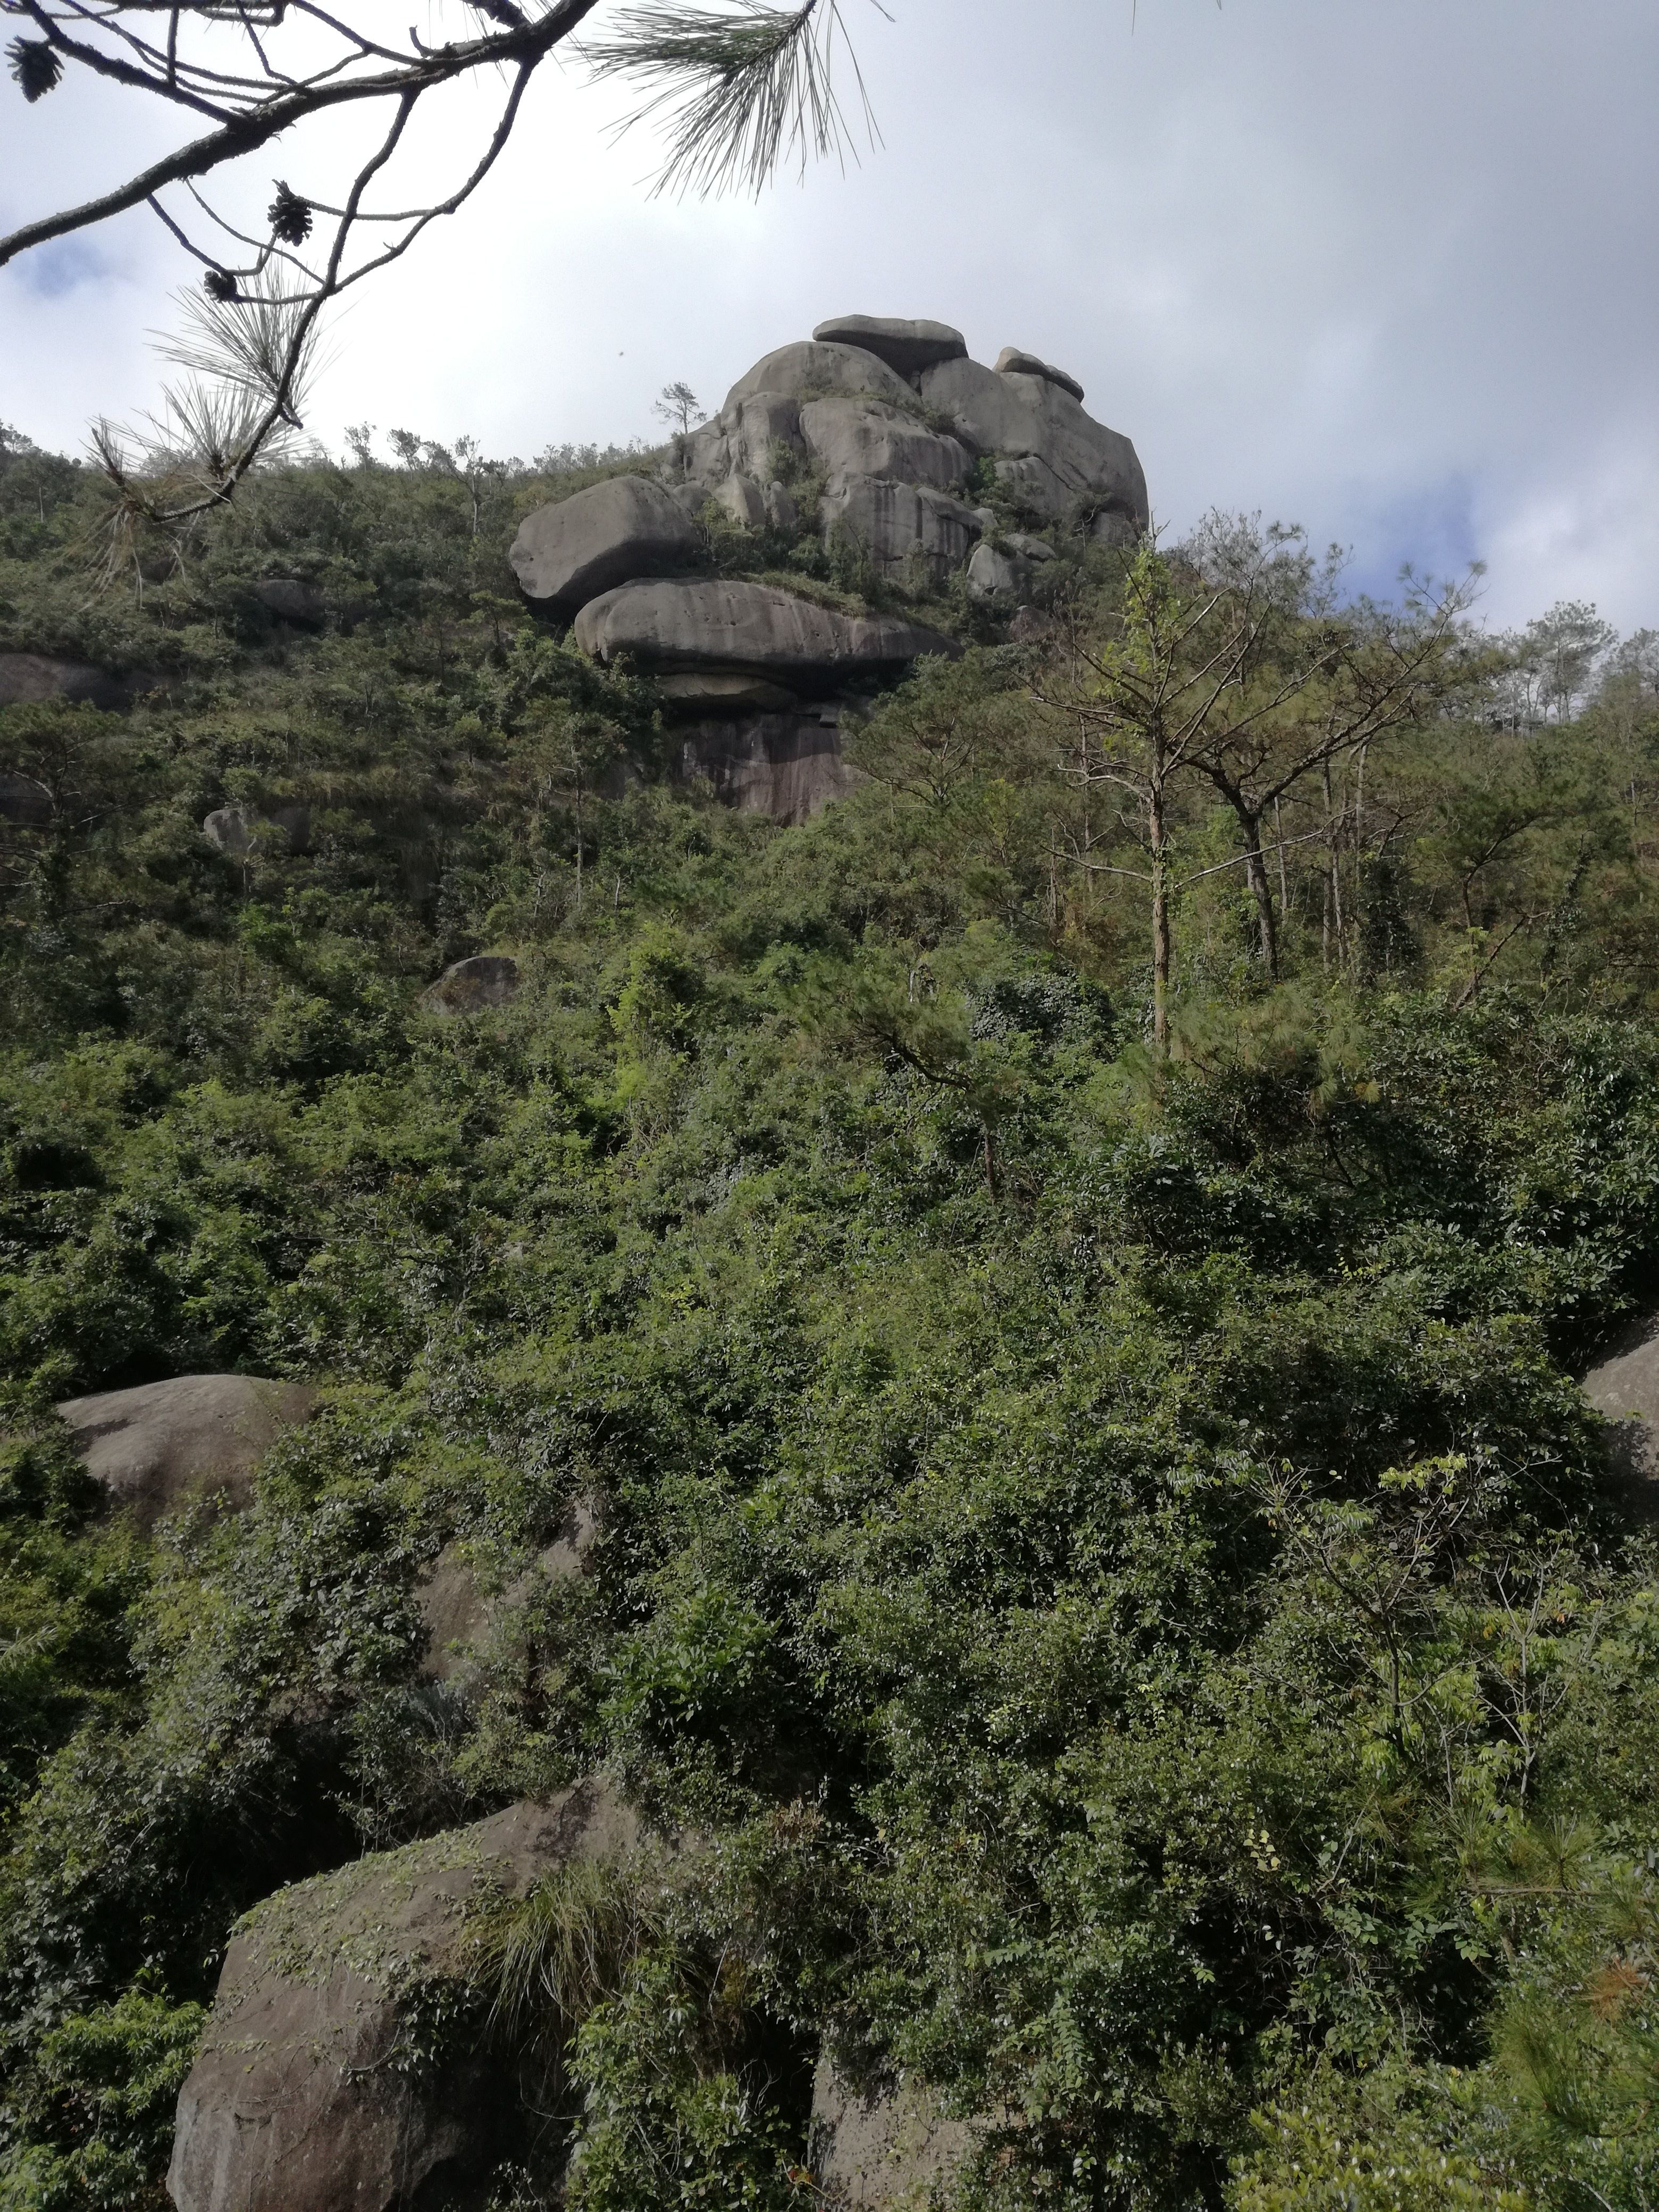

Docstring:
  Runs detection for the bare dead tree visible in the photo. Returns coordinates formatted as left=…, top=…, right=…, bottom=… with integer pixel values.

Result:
left=1, top=2, right=878, bottom=524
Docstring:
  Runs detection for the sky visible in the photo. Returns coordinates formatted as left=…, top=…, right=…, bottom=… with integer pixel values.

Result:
left=3, top=1, right=1656, bottom=632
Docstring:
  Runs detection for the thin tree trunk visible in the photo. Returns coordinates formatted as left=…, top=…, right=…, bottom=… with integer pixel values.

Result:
left=1151, top=781, right=1171, bottom=1053
left=1241, top=811, right=1279, bottom=979
left=1323, top=758, right=1345, bottom=965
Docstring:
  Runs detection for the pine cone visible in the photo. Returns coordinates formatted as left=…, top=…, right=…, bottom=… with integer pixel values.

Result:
left=7, top=37, right=64, bottom=102
left=204, top=269, right=241, bottom=303
left=268, top=182, right=313, bottom=247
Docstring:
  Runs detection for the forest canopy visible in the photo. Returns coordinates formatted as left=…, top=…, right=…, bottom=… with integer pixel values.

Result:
left=0, top=419, right=1656, bottom=2210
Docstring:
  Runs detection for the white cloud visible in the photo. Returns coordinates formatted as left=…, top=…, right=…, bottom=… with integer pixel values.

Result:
left=3, top=0, right=1655, bottom=629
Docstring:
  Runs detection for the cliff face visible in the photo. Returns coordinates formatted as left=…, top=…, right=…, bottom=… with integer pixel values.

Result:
left=510, top=314, right=1147, bottom=823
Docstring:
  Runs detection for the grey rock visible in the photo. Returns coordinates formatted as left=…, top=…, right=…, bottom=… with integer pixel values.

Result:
left=55, top=1374, right=318, bottom=1529
left=574, top=579, right=960, bottom=687
left=967, top=542, right=1039, bottom=604
left=812, top=315, right=968, bottom=380
left=1583, top=1317, right=1659, bottom=1510
left=0, top=772, right=52, bottom=828
left=919, top=356, right=1148, bottom=526
left=1090, top=507, right=1142, bottom=550
left=0, top=651, right=132, bottom=713
left=821, top=479, right=982, bottom=580
left=660, top=671, right=801, bottom=712
left=664, top=480, right=716, bottom=524
left=728, top=392, right=807, bottom=481
left=202, top=804, right=309, bottom=857
left=422, top=953, right=520, bottom=1016
left=168, top=1781, right=641, bottom=2212
left=765, top=480, right=800, bottom=534
left=420, top=1496, right=600, bottom=1682
left=806, top=2055, right=980, bottom=2208
left=673, top=417, right=732, bottom=489
left=799, top=398, right=969, bottom=492
left=254, top=577, right=326, bottom=627
left=681, top=709, right=860, bottom=827
left=725, top=340, right=912, bottom=412
left=1009, top=606, right=1055, bottom=644
left=991, top=452, right=1073, bottom=519
left=712, top=473, right=768, bottom=529
left=510, top=475, right=700, bottom=610
left=993, top=346, right=1085, bottom=402
left=1004, top=531, right=1056, bottom=562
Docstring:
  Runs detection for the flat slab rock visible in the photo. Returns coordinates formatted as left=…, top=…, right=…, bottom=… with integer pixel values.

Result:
left=509, top=474, right=699, bottom=610
left=574, top=579, right=959, bottom=685
left=169, top=1781, right=641, bottom=2212
left=724, top=340, right=912, bottom=412
left=812, top=315, right=967, bottom=380
left=993, top=346, right=1085, bottom=402
left=55, top=1373, right=317, bottom=1528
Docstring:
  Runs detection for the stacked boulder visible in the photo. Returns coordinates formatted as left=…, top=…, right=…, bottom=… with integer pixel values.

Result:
left=510, top=315, right=1147, bottom=824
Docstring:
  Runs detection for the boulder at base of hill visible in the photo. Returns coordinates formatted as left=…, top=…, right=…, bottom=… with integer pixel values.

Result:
left=0, top=652, right=132, bottom=712
left=680, top=707, right=859, bottom=826
left=993, top=346, right=1085, bottom=402
left=420, top=1495, right=601, bottom=1682
left=422, top=953, right=520, bottom=1016
left=510, top=474, right=700, bottom=611
left=575, top=579, right=959, bottom=688
left=55, top=1374, right=317, bottom=1528
left=807, top=2056, right=980, bottom=2208
left=167, top=1782, right=641, bottom=2212
left=812, top=316, right=967, bottom=380
left=1583, top=1317, right=1659, bottom=1493
left=0, top=772, right=53, bottom=828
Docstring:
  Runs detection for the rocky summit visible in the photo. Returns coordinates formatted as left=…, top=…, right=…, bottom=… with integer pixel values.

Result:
left=509, top=315, right=1147, bottom=823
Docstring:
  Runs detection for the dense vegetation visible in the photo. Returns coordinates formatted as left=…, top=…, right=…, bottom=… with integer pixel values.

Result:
left=2, top=418, right=1657, bottom=2210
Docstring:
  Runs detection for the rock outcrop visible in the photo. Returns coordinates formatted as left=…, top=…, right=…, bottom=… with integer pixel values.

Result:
left=421, top=952, right=521, bottom=1016
left=202, top=803, right=310, bottom=857
left=168, top=1781, right=641, bottom=2212
left=419, top=1495, right=601, bottom=1681
left=807, top=2057, right=980, bottom=2207
left=1583, top=1317, right=1659, bottom=1496
left=509, top=474, right=700, bottom=612
left=253, top=577, right=326, bottom=628
left=0, top=651, right=132, bottom=713
left=508, top=313, right=1146, bottom=822
left=575, top=580, right=958, bottom=691
left=55, top=1374, right=317, bottom=1528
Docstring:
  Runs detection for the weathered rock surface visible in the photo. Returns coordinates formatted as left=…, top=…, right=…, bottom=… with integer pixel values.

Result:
left=422, top=953, right=520, bottom=1016
left=510, top=475, right=700, bottom=610
left=660, top=670, right=800, bottom=711
left=1583, top=1317, right=1659, bottom=1492
left=812, top=315, right=967, bottom=379
left=821, top=479, right=982, bottom=579
left=168, top=1782, right=641, bottom=2212
left=681, top=708, right=860, bottom=826
left=993, top=346, right=1085, bottom=401
left=0, top=772, right=53, bottom=827
left=712, top=472, right=768, bottom=529
left=967, top=542, right=1039, bottom=603
left=724, top=340, right=912, bottom=411
left=574, top=580, right=959, bottom=686
left=55, top=1374, right=317, bottom=1528
left=254, top=577, right=326, bottom=627
left=0, top=651, right=132, bottom=713
left=807, top=2056, right=979, bottom=2208
left=420, top=1496, right=601, bottom=1682
left=799, top=397, right=969, bottom=491
left=202, top=803, right=311, bottom=856
left=919, top=356, right=1147, bottom=525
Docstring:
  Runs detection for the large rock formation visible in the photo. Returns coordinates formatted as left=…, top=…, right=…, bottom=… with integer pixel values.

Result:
left=55, top=1374, right=317, bottom=1528
left=421, top=952, right=521, bottom=1017
left=509, top=314, right=1147, bottom=821
left=168, top=1781, right=640, bottom=2212
left=1583, top=1316, right=1659, bottom=1498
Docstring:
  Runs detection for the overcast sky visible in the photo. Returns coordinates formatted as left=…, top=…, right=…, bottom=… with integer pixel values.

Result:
left=4, top=1, right=1655, bottom=631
